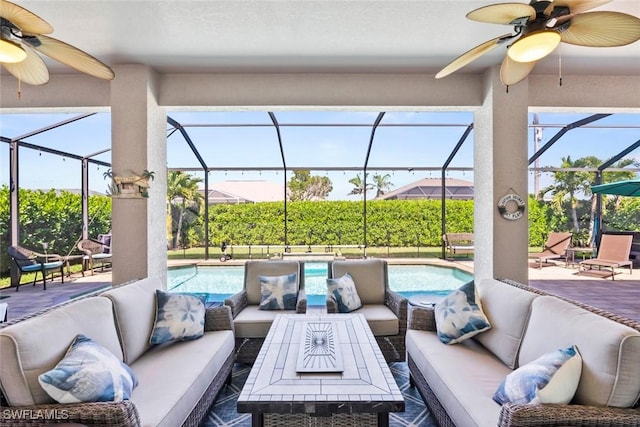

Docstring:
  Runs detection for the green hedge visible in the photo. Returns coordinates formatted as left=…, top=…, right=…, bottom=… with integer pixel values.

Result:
left=206, top=198, right=551, bottom=248
left=206, top=199, right=475, bottom=247
left=0, top=186, right=112, bottom=274
left=2, top=188, right=558, bottom=274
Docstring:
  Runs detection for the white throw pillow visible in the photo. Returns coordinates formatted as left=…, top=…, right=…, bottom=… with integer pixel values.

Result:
left=434, top=280, right=491, bottom=344
left=39, top=334, right=137, bottom=403
left=149, top=290, right=206, bottom=344
left=493, top=345, right=582, bottom=405
left=259, top=273, right=298, bottom=310
left=327, top=273, right=362, bottom=313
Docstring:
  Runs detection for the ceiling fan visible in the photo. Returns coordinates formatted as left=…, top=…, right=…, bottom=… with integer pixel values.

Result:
left=435, top=0, right=640, bottom=86
left=0, top=0, right=114, bottom=87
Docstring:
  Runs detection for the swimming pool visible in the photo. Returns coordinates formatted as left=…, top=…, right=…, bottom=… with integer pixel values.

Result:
left=168, top=262, right=472, bottom=305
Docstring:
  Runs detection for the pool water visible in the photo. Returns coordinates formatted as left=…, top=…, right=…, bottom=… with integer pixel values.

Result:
left=168, top=262, right=472, bottom=305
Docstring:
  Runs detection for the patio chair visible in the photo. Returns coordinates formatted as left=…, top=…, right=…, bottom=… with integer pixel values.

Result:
left=579, top=233, right=633, bottom=280
left=7, top=245, right=64, bottom=291
left=224, top=260, right=306, bottom=364
left=77, top=238, right=112, bottom=275
left=443, top=232, right=474, bottom=259
left=528, top=231, right=572, bottom=269
left=327, top=258, right=408, bottom=363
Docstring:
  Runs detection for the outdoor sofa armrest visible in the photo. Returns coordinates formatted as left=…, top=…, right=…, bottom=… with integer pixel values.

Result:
left=499, top=402, right=640, bottom=426
left=296, top=288, right=307, bottom=314
left=385, top=289, right=408, bottom=322
left=0, top=400, right=141, bottom=427
left=326, top=294, right=338, bottom=313
left=204, top=305, right=234, bottom=332
left=223, top=290, right=248, bottom=319
left=408, top=306, right=437, bottom=332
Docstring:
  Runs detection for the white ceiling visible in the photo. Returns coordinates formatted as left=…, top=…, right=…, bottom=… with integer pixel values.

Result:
left=9, top=0, right=640, bottom=79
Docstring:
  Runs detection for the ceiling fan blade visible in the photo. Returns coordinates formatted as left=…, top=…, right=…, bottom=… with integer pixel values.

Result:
left=561, top=12, right=640, bottom=47
left=0, top=0, right=53, bottom=34
left=500, top=55, right=536, bottom=86
left=25, top=34, right=115, bottom=80
left=436, top=34, right=511, bottom=79
left=467, top=3, right=536, bottom=25
left=1, top=42, right=49, bottom=85
left=545, top=0, right=612, bottom=17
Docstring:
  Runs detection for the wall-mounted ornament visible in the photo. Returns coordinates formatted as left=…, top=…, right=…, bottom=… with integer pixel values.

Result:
left=497, top=189, right=525, bottom=221
left=103, top=169, right=155, bottom=198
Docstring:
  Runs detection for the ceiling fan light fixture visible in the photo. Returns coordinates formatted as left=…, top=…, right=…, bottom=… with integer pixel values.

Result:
left=0, top=38, right=27, bottom=63
left=507, top=30, right=561, bottom=62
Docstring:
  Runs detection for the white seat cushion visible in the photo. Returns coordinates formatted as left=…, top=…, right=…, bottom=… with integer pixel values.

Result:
left=407, top=329, right=508, bottom=427
left=101, top=277, right=163, bottom=364
left=519, top=296, right=640, bottom=408
left=355, top=305, right=399, bottom=336
left=0, top=298, right=121, bottom=406
left=130, top=330, right=234, bottom=427
left=474, top=279, right=539, bottom=369
left=233, top=305, right=296, bottom=338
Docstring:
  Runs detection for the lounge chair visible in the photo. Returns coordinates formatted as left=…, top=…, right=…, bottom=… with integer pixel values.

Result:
left=327, top=258, right=408, bottom=363
left=7, top=245, right=64, bottom=291
left=528, top=231, right=572, bottom=269
left=579, top=233, right=633, bottom=280
left=224, top=260, right=306, bottom=364
left=77, top=238, right=112, bottom=275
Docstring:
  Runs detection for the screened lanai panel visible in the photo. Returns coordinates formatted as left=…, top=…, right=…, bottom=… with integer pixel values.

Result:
left=0, top=113, right=111, bottom=194
left=275, top=111, right=374, bottom=169
left=367, top=112, right=474, bottom=170
left=0, top=113, right=111, bottom=154
left=528, top=113, right=640, bottom=165
left=167, top=111, right=283, bottom=169
left=0, top=143, right=8, bottom=188
left=528, top=112, right=640, bottom=195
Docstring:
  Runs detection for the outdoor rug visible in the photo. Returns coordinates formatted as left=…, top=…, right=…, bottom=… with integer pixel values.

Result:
left=201, top=362, right=437, bottom=426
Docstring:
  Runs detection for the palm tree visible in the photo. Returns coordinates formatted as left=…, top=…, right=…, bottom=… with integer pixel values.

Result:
left=540, top=156, right=593, bottom=232
left=167, top=171, right=203, bottom=249
left=372, top=173, right=393, bottom=198
left=347, top=173, right=373, bottom=199
left=541, top=156, right=638, bottom=243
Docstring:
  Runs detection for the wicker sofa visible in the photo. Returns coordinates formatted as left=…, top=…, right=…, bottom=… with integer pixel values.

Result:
left=407, top=278, right=640, bottom=427
left=0, top=277, right=235, bottom=427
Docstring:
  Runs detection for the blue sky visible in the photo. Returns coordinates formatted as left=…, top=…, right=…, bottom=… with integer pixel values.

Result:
left=1, top=111, right=638, bottom=200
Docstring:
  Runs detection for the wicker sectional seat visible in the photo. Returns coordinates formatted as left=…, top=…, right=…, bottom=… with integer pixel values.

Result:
left=407, top=278, right=640, bottom=427
left=0, top=277, right=235, bottom=427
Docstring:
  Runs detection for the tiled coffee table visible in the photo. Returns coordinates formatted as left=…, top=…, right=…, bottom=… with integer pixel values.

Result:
left=237, top=313, right=404, bottom=427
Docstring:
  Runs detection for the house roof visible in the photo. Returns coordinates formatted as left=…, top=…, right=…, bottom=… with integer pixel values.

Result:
left=201, top=180, right=285, bottom=204
left=378, top=178, right=474, bottom=200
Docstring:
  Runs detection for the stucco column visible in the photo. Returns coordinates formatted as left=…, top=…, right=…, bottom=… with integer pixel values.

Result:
left=474, top=67, right=529, bottom=284
left=110, top=65, right=167, bottom=286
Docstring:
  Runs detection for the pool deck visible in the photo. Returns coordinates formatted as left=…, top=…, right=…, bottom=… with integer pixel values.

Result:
left=2, top=257, right=639, bottom=323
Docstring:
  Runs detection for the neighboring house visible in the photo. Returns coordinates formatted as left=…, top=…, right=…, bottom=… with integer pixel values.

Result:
left=199, top=180, right=285, bottom=204
left=377, top=178, right=474, bottom=200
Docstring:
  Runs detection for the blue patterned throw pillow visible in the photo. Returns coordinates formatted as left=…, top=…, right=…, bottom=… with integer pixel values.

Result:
left=494, top=345, right=582, bottom=405
left=327, top=273, right=362, bottom=313
left=38, top=334, right=138, bottom=403
left=434, top=280, right=491, bottom=344
left=259, top=273, right=298, bottom=310
left=149, top=290, right=206, bottom=344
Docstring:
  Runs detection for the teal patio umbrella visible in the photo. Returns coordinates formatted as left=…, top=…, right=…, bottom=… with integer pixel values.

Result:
left=591, top=179, right=640, bottom=197
left=591, top=179, right=640, bottom=246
